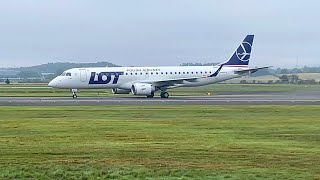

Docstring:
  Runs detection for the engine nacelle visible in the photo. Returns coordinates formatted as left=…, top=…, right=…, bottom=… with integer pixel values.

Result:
left=131, top=83, right=154, bottom=95
left=112, top=88, right=131, bottom=94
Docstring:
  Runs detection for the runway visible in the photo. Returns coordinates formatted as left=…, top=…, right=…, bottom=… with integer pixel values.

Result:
left=1, top=91, right=320, bottom=105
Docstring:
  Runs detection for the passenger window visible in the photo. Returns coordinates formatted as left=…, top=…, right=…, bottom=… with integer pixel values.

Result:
left=170, top=72, right=172, bottom=74
left=151, top=72, right=153, bottom=75
left=126, top=73, right=128, bottom=75
left=187, top=72, right=189, bottom=74
left=140, top=72, right=143, bottom=75
left=183, top=72, right=185, bottom=74
left=135, top=73, right=137, bottom=75
left=161, top=72, right=163, bottom=74
left=166, top=72, right=168, bottom=74
left=156, top=72, right=158, bottom=75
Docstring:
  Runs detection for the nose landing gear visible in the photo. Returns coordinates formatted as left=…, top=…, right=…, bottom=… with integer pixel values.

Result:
left=71, top=89, right=78, bottom=98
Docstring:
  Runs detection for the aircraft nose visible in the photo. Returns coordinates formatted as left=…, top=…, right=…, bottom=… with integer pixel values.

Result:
left=48, top=78, right=58, bottom=87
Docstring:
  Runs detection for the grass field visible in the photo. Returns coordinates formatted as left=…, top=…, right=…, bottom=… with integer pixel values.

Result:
left=0, top=106, right=319, bottom=179
left=1, top=83, right=320, bottom=97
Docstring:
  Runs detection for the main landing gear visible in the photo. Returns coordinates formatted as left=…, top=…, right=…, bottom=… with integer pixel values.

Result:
left=160, top=92, right=169, bottom=98
left=146, top=92, right=169, bottom=98
left=71, top=89, right=78, bottom=98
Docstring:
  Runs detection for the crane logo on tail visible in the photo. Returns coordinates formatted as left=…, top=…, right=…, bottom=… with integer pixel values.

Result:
left=236, top=42, right=252, bottom=62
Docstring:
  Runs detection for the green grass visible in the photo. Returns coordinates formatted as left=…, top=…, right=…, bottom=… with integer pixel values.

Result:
left=0, top=106, right=319, bottom=179
left=0, top=83, right=48, bottom=87
left=1, top=83, right=320, bottom=97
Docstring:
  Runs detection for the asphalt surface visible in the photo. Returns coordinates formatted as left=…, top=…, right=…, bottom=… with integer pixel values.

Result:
left=1, top=91, right=320, bottom=106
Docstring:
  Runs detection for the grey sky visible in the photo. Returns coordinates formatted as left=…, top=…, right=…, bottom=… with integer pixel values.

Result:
left=0, top=0, right=319, bottom=68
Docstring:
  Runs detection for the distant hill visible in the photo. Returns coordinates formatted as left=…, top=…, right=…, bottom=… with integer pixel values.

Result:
left=10, top=62, right=120, bottom=74
left=0, top=61, right=120, bottom=79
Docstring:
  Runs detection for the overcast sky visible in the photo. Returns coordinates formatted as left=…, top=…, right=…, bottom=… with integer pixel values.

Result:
left=0, top=0, right=319, bottom=68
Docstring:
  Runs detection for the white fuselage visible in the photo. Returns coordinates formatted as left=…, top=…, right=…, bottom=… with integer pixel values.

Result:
left=48, top=65, right=247, bottom=90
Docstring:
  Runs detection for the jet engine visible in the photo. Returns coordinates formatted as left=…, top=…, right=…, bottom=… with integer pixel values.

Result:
left=112, top=88, right=131, bottom=94
left=131, top=83, right=154, bottom=95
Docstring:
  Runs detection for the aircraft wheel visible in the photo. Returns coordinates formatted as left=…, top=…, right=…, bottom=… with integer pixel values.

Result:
left=160, top=92, right=169, bottom=98
left=71, top=89, right=78, bottom=98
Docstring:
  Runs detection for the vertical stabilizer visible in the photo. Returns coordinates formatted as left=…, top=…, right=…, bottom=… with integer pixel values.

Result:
left=224, top=35, right=254, bottom=66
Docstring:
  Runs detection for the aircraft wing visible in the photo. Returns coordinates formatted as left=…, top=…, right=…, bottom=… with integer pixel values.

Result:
left=137, top=65, right=223, bottom=88
left=234, top=66, right=272, bottom=75
left=139, top=76, right=206, bottom=89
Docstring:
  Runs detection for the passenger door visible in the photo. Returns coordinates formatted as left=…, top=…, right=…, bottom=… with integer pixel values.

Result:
left=79, top=69, right=87, bottom=82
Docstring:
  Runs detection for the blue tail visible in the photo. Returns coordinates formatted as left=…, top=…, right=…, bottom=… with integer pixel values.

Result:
left=224, top=35, right=254, bottom=66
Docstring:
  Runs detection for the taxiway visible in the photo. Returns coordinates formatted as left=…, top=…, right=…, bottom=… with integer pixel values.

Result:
left=1, top=91, right=320, bottom=106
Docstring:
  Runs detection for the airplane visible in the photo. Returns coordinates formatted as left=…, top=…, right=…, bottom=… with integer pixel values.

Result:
left=48, top=35, right=270, bottom=98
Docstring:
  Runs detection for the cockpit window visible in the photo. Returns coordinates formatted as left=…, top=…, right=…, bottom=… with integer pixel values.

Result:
left=60, top=72, right=71, bottom=76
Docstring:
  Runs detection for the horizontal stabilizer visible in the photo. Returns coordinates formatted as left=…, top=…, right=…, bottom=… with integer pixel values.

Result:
left=234, top=66, right=272, bottom=75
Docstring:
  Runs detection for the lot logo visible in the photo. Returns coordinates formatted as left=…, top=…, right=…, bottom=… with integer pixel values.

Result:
left=236, top=42, right=251, bottom=61
left=89, top=72, right=124, bottom=84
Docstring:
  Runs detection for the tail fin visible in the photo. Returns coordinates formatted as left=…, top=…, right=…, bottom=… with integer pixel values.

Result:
left=224, top=35, right=254, bottom=66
